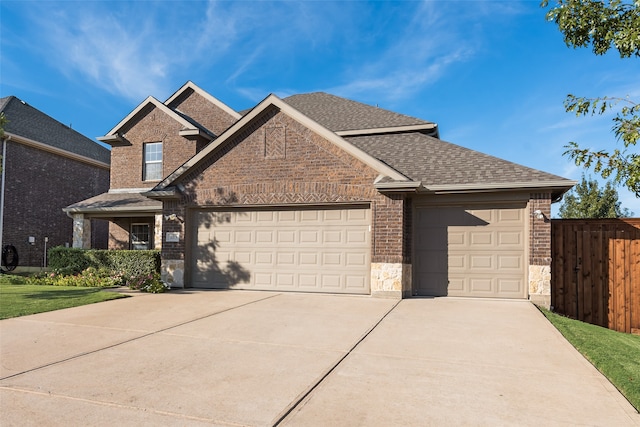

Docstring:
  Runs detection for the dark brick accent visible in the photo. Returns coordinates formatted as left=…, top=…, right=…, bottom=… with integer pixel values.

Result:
left=2, top=141, right=109, bottom=267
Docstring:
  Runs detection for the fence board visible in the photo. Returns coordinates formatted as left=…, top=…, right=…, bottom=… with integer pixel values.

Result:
left=552, top=219, right=640, bottom=334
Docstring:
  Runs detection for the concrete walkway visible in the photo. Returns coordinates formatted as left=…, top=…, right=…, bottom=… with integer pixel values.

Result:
left=1, top=291, right=638, bottom=426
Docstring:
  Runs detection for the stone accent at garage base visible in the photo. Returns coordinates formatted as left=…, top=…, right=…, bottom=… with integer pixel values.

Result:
left=371, top=263, right=411, bottom=298
left=72, top=214, right=91, bottom=249
left=162, top=259, right=184, bottom=288
left=528, top=264, right=551, bottom=308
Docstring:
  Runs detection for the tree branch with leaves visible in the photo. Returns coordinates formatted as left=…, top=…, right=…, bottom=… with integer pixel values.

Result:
left=542, top=0, right=640, bottom=196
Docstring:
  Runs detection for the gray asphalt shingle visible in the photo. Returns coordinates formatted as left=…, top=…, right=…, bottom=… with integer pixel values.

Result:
left=346, top=132, right=569, bottom=188
left=0, top=96, right=110, bottom=164
left=284, top=92, right=431, bottom=132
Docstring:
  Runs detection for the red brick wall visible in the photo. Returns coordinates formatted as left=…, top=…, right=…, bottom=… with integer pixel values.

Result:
left=2, top=141, right=109, bottom=267
left=111, top=104, right=198, bottom=189
left=163, top=107, right=406, bottom=263
left=530, top=192, right=552, bottom=265
left=167, top=89, right=238, bottom=138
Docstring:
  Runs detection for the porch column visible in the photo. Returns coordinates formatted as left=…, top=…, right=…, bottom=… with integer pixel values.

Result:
left=72, top=214, right=91, bottom=249
left=154, top=214, right=163, bottom=250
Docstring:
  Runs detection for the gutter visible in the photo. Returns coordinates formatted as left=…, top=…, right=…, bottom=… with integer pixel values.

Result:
left=0, top=135, right=9, bottom=254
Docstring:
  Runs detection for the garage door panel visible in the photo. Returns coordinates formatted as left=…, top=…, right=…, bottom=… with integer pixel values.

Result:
left=416, top=205, right=526, bottom=299
left=192, top=207, right=370, bottom=293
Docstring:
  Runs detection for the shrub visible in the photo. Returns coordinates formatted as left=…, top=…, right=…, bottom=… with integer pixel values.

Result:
left=48, top=247, right=160, bottom=278
left=26, top=267, right=123, bottom=288
left=125, top=272, right=168, bottom=293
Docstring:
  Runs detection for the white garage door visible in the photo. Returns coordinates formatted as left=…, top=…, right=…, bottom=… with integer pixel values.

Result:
left=191, top=207, right=371, bottom=294
left=415, top=205, right=526, bottom=298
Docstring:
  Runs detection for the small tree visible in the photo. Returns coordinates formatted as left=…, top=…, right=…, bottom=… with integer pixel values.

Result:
left=542, top=0, right=640, bottom=196
left=559, top=175, right=633, bottom=218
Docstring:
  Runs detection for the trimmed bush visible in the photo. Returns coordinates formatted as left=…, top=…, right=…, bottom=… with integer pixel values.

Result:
left=48, top=247, right=160, bottom=278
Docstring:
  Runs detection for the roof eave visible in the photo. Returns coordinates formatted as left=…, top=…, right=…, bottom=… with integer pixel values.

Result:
left=375, top=181, right=422, bottom=193
left=178, top=128, right=213, bottom=142
left=336, top=123, right=438, bottom=137
left=63, top=205, right=162, bottom=215
left=97, top=133, right=129, bottom=147
left=142, top=187, right=181, bottom=200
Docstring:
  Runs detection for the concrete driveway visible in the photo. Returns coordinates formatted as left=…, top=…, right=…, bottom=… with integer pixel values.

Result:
left=1, top=291, right=638, bottom=426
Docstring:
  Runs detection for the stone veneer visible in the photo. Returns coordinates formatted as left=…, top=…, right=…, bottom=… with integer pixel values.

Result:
left=162, top=259, right=185, bottom=287
left=528, top=264, right=551, bottom=308
left=370, top=263, right=412, bottom=298
left=72, top=214, right=91, bottom=249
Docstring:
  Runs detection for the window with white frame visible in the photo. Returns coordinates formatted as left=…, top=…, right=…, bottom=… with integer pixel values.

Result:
left=130, top=224, right=151, bottom=250
left=143, top=142, right=162, bottom=181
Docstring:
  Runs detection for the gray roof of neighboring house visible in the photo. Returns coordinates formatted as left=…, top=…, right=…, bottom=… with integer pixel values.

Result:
left=346, top=132, right=571, bottom=188
left=64, top=191, right=161, bottom=214
left=283, top=92, right=431, bottom=132
left=0, top=96, right=111, bottom=164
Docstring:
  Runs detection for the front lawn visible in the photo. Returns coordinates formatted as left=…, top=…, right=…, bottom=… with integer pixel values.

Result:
left=0, top=275, right=128, bottom=319
left=540, top=307, right=640, bottom=412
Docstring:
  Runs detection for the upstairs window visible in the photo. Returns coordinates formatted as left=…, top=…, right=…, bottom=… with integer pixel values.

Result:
left=143, top=142, right=162, bottom=181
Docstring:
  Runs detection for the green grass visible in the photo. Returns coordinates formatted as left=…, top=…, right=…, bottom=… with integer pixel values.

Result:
left=540, top=307, right=640, bottom=411
left=0, top=274, right=128, bottom=320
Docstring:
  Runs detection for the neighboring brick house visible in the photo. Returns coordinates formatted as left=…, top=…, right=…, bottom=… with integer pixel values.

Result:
left=67, top=81, right=574, bottom=306
left=0, top=96, right=110, bottom=269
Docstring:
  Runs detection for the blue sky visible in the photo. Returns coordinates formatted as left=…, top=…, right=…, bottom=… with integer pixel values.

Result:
left=1, top=1, right=639, bottom=215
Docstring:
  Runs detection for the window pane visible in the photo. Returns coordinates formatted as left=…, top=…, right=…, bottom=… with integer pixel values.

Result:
left=131, top=224, right=150, bottom=250
left=145, top=162, right=162, bottom=181
left=143, top=142, right=162, bottom=181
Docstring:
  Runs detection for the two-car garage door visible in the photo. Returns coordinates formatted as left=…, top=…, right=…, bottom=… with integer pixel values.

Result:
left=414, top=204, right=527, bottom=299
left=191, top=206, right=371, bottom=294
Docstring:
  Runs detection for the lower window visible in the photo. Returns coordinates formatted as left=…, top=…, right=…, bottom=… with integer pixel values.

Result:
left=131, top=224, right=151, bottom=250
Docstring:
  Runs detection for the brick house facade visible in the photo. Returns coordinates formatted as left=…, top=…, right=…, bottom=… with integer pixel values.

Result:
left=0, top=96, right=110, bottom=269
left=67, top=82, right=574, bottom=305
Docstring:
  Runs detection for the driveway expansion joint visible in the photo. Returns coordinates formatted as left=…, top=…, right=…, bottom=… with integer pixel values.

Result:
left=271, top=298, right=402, bottom=426
left=0, top=293, right=281, bottom=381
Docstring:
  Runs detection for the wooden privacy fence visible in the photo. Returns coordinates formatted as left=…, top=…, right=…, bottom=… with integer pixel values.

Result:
left=551, top=219, right=640, bottom=334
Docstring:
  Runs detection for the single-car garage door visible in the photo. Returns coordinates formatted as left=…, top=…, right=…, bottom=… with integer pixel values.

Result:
left=191, top=206, right=371, bottom=294
left=415, top=205, right=526, bottom=298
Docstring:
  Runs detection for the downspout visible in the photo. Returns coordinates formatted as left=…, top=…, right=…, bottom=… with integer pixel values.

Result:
left=0, top=135, right=9, bottom=257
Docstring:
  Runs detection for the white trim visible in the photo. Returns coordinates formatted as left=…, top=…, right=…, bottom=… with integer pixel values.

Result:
left=154, top=94, right=409, bottom=190
left=165, top=81, right=242, bottom=120
left=336, top=124, right=437, bottom=137
left=6, top=132, right=110, bottom=170
left=102, top=96, right=195, bottom=137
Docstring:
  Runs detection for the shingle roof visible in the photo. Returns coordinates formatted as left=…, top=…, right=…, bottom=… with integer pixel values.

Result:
left=346, top=132, right=571, bottom=189
left=283, top=92, right=431, bottom=132
left=0, top=96, right=110, bottom=164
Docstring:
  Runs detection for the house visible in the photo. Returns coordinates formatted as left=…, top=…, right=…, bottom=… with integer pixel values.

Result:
left=65, top=82, right=574, bottom=305
left=0, top=96, right=110, bottom=269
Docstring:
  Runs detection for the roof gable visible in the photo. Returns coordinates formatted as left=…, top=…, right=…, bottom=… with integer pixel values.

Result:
left=151, top=94, right=411, bottom=192
left=165, top=81, right=241, bottom=120
left=0, top=96, right=110, bottom=164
